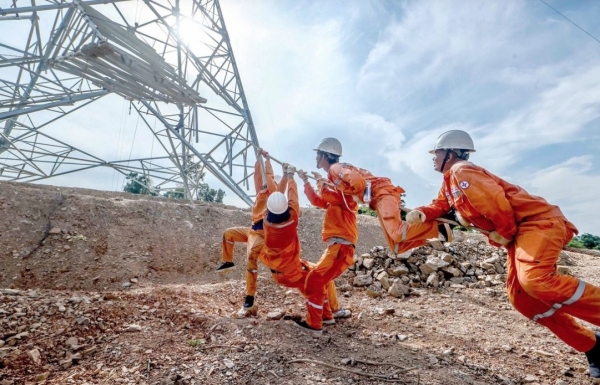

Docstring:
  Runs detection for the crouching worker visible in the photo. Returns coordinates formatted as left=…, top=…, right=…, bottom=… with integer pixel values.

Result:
left=259, top=165, right=336, bottom=336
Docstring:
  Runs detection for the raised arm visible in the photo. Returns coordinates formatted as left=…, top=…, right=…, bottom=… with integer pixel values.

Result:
left=253, top=158, right=263, bottom=194
left=264, top=157, right=277, bottom=194
left=276, top=162, right=290, bottom=193
left=287, top=177, right=300, bottom=216
left=298, top=170, right=328, bottom=209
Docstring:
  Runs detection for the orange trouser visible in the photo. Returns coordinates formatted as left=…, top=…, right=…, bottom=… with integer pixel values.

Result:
left=221, top=227, right=265, bottom=296
left=304, top=243, right=355, bottom=329
left=326, top=280, right=340, bottom=313
left=372, top=194, right=439, bottom=253
left=506, top=217, right=600, bottom=352
left=302, top=260, right=340, bottom=313
left=271, top=271, right=334, bottom=329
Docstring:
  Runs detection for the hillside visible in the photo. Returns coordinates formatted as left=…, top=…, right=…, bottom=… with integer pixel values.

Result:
left=1, top=181, right=599, bottom=385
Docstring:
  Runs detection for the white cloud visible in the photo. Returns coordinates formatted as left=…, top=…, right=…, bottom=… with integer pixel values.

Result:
left=528, top=156, right=600, bottom=234
left=357, top=1, right=528, bottom=105
left=476, top=65, right=600, bottom=170
left=6, top=0, right=600, bottom=235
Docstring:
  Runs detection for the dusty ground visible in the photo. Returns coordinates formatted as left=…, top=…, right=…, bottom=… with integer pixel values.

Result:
left=1, top=181, right=599, bottom=385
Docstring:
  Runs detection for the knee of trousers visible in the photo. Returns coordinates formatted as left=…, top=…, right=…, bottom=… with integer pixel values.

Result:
left=506, top=286, right=538, bottom=319
left=516, top=268, right=554, bottom=300
left=246, top=261, right=259, bottom=271
left=273, top=275, right=288, bottom=286
left=304, top=283, right=327, bottom=300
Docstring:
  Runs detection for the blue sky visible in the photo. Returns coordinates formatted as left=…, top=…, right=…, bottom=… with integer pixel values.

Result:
left=210, top=0, right=600, bottom=235
left=23, top=0, right=600, bottom=235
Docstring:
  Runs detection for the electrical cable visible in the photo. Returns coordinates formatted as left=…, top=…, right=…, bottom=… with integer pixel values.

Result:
left=126, top=109, right=140, bottom=168
left=111, top=98, right=128, bottom=191
left=538, top=0, right=600, bottom=44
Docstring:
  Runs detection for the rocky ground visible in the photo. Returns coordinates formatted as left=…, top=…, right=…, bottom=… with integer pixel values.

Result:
left=1, top=181, right=599, bottom=385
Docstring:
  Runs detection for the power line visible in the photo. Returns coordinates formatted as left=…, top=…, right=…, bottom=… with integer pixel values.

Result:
left=538, top=0, right=600, bottom=45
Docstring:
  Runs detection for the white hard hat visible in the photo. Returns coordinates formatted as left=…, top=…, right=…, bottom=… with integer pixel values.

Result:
left=429, top=130, right=476, bottom=154
left=274, top=175, right=282, bottom=185
left=313, top=137, right=342, bottom=156
left=267, top=192, right=288, bottom=214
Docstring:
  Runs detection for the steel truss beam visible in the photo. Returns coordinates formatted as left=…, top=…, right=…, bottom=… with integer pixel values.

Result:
left=0, top=0, right=261, bottom=205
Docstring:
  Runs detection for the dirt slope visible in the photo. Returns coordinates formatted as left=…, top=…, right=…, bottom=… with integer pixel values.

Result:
left=1, top=181, right=599, bottom=385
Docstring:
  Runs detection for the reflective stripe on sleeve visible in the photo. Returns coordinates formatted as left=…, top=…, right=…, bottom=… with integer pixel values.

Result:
left=532, top=280, right=586, bottom=322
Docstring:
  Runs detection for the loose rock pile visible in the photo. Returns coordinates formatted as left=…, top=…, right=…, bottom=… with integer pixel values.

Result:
left=346, top=232, right=509, bottom=298
left=346, top=231, right=574, bottom=299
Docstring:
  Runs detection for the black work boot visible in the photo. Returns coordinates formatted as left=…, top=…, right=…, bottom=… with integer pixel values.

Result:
left=243, top=295, right=255, bottom=309
left=293, top=320, right=322, bottom=336
left=585, top=334, right=600, bottom=382
left=436, top=211, right=457, bottom=242
left=234, top=296, right=257, bottom=319
left=216, top=261, right=235, bottom=272
left=438, top=222, right=454, bottom=242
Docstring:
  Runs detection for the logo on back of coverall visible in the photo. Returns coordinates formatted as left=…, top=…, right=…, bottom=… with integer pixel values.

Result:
left=459, top=181, right=470, bottom=189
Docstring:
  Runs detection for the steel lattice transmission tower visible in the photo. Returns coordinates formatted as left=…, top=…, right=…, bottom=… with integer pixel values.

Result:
left=0, top=0, right=262, bottom=205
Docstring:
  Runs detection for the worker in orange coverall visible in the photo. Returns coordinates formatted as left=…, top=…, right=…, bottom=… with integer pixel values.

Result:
left=315, top=138, right=446, bottom=253
left=259, top=164, right=338, bottom=336
left=295, top=138, right=367, bottom=334
left=216, top=148, right=284, bottom=318
left=405, top=129, right=600, bottom=380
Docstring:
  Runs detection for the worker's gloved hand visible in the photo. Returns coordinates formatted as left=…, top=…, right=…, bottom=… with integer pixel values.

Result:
left=297, top=170, right=309, bottom=183
left=316, top=178, right=329, bottom=190
left=405, top=210, right=425, bottom=224
left=258, top=148, right=269, bottom=159
left=489, top=231, right=512, bottom=246
left=311, top=171, right=323, bottom=180
left=282, top=163, right=289, bottom=174
left=286, top=165, right=296, bottom=174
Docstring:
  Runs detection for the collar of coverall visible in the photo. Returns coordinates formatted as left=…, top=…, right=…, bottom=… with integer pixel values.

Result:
left=443, top=160, right=470, bottom=176
left=266, top=209, right=291, bottom=224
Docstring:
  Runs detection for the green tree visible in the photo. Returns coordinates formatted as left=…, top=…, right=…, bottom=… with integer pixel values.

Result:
left=163, top=186, right=185, bottom=200
left=197, top=182, right=225, bottom=203
left=579, top=233, right=600, bottom=250
left=567, top=237, right=585, bottom=249
left=358, top=193, right=407, bottom=218
left=358, top=204, right=377, bottom=217
left=123, top=172, right=158, bottom=195
left=161, top=182, right=224, bottom=202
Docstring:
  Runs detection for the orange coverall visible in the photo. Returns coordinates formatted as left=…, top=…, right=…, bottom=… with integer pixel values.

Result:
left=258, top=178, right=334, bottom=329
left=221, top=158, right=279, bottom=296
left=416, top=161, right=600, bottom=352
left=303, top=180, right=357, bottom=328
left=327, top=163, right=439, bottom=253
